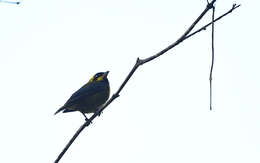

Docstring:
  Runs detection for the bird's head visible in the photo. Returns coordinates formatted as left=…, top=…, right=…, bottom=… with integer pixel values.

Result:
left=89, top=71, right=109, bottom=83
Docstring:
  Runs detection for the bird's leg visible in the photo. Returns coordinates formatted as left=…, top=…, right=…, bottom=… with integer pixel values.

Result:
left=81, top=112, right=89, bottom=121
left=81, top=113, right=93, bottom=123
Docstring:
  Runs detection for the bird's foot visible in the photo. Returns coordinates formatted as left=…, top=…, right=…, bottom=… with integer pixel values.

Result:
left=86, top=118, right=93, bottom=124
left=81, top=112, right=93, bottom=123
left=98, top=111, right=103, bottom=116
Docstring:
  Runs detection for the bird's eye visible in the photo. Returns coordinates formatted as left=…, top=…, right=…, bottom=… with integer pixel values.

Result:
left=94, top=74, right=101, bottom=80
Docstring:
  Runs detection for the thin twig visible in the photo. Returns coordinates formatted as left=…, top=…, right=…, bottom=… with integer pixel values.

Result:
left=141, top=0, right=216, bottom=64
left=210, top=6, right=215, bottom=110
left=54, top=1, right=241, bottom=162
left=0, top=0, right=20, bottom=4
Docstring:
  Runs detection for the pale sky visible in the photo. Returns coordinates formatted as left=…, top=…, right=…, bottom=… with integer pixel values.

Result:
left=0, top=0, right=259, bottom=163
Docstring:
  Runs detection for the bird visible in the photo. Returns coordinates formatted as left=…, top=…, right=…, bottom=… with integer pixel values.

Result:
left=54, top=71, right=110, bottom=120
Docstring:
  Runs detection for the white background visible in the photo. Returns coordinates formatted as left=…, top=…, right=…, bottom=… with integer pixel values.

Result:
left=0, top=0, right=259, bottom=162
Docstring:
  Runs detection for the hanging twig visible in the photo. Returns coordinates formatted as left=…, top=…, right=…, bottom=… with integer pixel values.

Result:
left=209, top=5, right=216, bottom=110
left=54, top=1, right=241, bottom=162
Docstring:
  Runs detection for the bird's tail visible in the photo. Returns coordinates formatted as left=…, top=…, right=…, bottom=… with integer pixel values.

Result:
left=54, top=106, right=76, bottom=115
left=54, top=106, right=65, bottom=115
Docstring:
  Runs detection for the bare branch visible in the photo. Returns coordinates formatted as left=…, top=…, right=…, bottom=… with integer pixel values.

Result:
left=0, top=0, right=20, bottom=4
left=54, top=1, right=241, bottom=162
left=141, top=0, right=216, bottom=64
left=185, top=4, right=241, bottom=40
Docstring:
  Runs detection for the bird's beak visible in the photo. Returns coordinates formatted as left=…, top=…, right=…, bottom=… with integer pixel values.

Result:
left=104, top=71, right=109, bottom=77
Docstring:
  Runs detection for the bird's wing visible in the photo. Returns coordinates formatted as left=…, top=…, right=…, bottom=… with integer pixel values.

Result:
left=63, top=83, right=103, bottom=108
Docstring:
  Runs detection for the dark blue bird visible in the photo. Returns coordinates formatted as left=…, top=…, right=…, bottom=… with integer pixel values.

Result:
left=55, top=71, right=110, bottom=119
